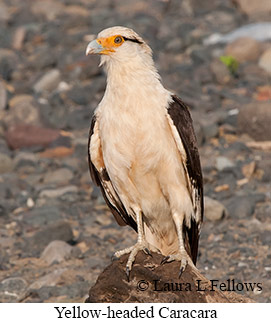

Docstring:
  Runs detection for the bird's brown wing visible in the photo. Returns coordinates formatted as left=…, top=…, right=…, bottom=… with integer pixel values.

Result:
left=88, top=115, right=137, bottom=232
left=167, top=95, right=204, bottom=264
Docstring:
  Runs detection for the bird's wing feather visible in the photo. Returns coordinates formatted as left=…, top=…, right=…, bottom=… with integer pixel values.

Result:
left=167, top=95, right=204, bottom=264
left=88, top=115, right=137, bottom=231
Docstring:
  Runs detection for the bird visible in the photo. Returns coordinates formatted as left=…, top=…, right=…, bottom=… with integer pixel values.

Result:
left=86, top=26, right=203, bottom=280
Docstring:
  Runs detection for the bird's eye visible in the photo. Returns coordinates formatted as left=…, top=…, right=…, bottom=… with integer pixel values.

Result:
left=114, top=36, right=123, bottom=44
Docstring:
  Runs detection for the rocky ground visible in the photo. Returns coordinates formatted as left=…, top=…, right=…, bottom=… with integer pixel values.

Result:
left=0, top=0, right=270, bottom=303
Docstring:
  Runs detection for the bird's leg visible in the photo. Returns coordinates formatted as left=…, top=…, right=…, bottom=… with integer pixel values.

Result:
left=161, top=212, right=195, bottom=277
left=113, top=210, right=151, bottom=280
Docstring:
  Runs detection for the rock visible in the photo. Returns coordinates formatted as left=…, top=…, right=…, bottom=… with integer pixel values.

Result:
left=31, top=0, right=64, bottom=21
left=0, top=81, right=7, bottom=110
left=28, top=268, right=67, bottom=290
left=204, top=23, right=271, bottom=45
left=12, top=27, right=26, bottom=50
left=5, top=124, right=61, bottom=150
left=39, top=93, right=68, bottom=129
left=0, top=3, right=10, bottom=23
left=225, top=37, right=261, bottom=63
left=33, top=69, right=61, bottom=93
left=258, top=48, right=271, bottom=74
left=4, top=95, right=41, bottom=127
left=204, top=197, right=228, bottom=221
left=215, top=156, right=235, bottom=171
left=39, top=146, right=74, bottom=158
left=86, top=252, right=253, bottom=303
left=202, top=123, right=218, bottom=140
left=233, top=0, right=271, bottom=17
left=39, top=185, right=78, bottom=199
left=28, top=221, right=74, bottom=254
left=14, top=152, right=38, bottom=169
left=0, top=277, right=28, bottom=302
left=225, top=194, right=265, bottom=219
left=0, top=153, right=14, bottom=174
left=41, top=240, right=73, bottom=265
left=0, top=49, right=16, bottom=81
left=260, top=230, right=271, bottom=246
left=210, top=59, right=231, bottom=85
left=22, top=205, right=62, bottom=227
left=238, top=102, right=271, bottom=140
left=42, top=168, right=74, bottom=185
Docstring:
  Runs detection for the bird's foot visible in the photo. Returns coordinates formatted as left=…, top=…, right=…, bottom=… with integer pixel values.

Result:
left=112, top=241, right=152, bottom=281
left=161, top=250, right=192, bottom=278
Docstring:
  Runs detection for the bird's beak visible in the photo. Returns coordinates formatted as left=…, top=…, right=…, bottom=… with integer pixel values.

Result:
left=86, top=38, right=116, bottom=56
left=86, top=39, right=104, bottom=55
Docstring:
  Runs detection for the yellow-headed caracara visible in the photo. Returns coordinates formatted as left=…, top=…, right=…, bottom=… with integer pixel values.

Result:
left=86, top=26, right=203, bottom=279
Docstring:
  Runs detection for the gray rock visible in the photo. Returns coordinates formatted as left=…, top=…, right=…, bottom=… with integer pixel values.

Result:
left=225, top=194, right=266, bottom=219
left=14, top=152, right=38, bottom=169
left=4, top=95, right=41, bottom=127
left=0, top=277, right=28, bottom=301
left=39, top=185, right=78, bottom=199
left=28, top=268, right=67, bottom=290
left=210, top=59, right=231, bottom=85
left=0, top=81, right=7, bottom=110
left=0, top=153, right=14, bottom=174
left=260, top=231, right=271, bottom=246
left=225, top=37, right=261, bottom=63
left=0, top=3, right=10, bottom=23
left=41, top=240, right=73, bottom=265
left=22, top=205, right=62, bottom=226
left=202, top=123, right=219, bottom=140
left=28, top=221, right=74, bottom=254
left=0, top=49, right=16, bottom=81
left=204, top=196, right=228, bottom=221
left=33, top=69, right=61, bottom=93
left=258, top=48, right=271, bottom=74
left=42, top=168, right=74, bottom=185
left=238, top=102, right=271, bottom=140
left=233, top=0, right=271, bottom=18
left=39, top=93, right=68, bottom=129
left=215, top=156, right=235, bottom=171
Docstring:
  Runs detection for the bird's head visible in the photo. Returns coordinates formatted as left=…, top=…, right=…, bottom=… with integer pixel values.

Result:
left=86, top=26, right=152, bottom=67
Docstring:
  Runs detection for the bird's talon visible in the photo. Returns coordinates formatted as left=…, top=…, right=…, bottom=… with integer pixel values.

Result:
left=111, top=254, right=119, bottom=262
left=161, top=255, right=170, bottom=265
left=126, top=266, right=131, bottom=282
left=143, top=248, right=152, bottom=257
left=179, top=267, right=185, bottom=278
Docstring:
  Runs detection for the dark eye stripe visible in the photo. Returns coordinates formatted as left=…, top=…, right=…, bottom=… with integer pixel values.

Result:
left=123, top=36, right=143, bottom=44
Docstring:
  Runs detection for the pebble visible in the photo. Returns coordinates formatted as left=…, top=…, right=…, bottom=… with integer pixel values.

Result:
left=225, top=194, right=265, bottom=219
left=258, top=48, right=271, bottom=74
left=3, top=95, right=41, bottom=127
left=33, top=69, right=61, bottom=93
left=215, top=156, right=235, bottom=171
left=233, top=0, right=271, bottom=17
left=28, top=268, right=67, bottom=290
left=0, top=153, right=14, bottom=174
left=210, top=59, right=231, bottom=85
left=28, top=221, right=74, bottom=254
left=238, top=102, right=271, bottom=140
left=0, top=81, right=7, bottom=110
left=5, top=124, right=61, bottom=150
left=204, top=196, right=228, bottom=221
left=42, top=168, right=74, bottom=185
left=41, top=240, right=73, bottom=265
left=0, top=277, right=28, bottom=301
left=225, top=37, right=261, bottom=62
left=39, top=185, right=78, bottom=199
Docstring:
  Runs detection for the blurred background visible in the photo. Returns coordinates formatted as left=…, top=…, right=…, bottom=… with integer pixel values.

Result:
left=0, top=0, right=270, bottom=302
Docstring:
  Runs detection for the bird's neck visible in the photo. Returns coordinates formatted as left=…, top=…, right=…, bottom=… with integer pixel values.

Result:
left=103, top=55, right=167, bottom=99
